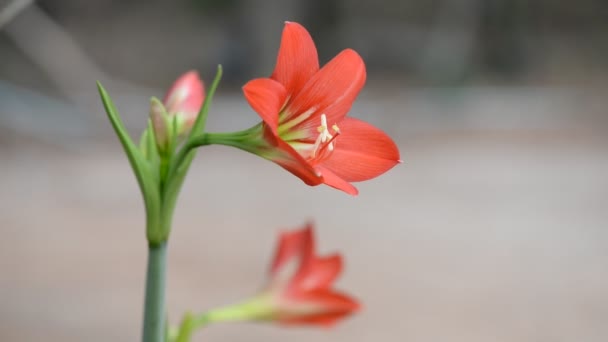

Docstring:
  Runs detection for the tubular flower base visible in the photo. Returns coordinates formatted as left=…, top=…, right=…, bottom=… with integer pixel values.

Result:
left=239, top=22, right=400, bottom=195
left=205, top=224, right=359, bottom=327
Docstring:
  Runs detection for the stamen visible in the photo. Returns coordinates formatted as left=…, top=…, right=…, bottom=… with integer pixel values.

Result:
left=311, top=114, right=340, bottom=158
left=318, top=130, right=340, bottom=154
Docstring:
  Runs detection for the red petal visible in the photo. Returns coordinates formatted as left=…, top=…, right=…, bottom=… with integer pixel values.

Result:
left=281, top=289, right=360, bottom=326
left=270, top=224, right=315, bottom=279
left=243, top=78, right=287, bottom=135
left=318, top=166, right=359, bottom=195
left=285, top=49, right=366, bottom=128
left=268, top=135, right=324, bottom=186
left=282, top=311, right=353, bottom=327
left=294, top=254, right=343, bottom=291
left=271, top=22, right=319, bottom=97
left=322, top=117, right=400, bottom=182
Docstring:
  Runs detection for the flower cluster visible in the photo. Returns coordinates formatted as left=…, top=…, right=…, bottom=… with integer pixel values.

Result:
left=99, top=21, right=400, bottom=342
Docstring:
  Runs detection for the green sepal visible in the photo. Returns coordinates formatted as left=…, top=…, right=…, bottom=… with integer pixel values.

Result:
left=149, top=97, right=172, bottom=156
left=159, top=65, right=223, bottom=240
left=97, top=82, right=163, bottom=244
left=146, top=119, right=161, bottom=169
left=187, top=65, right=223, bottom=142
left=139, top=127, right=149, bottom=156
left=139, top=121, right=161, bottom=170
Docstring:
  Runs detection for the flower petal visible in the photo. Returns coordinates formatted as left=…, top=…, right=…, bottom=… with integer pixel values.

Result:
left=318, top=166, right=359, bottom=195
left=323, top=117, right=400, bottom=182
left=285, top=49, right=366, bottom=128
left=280, top=289, right=360, bottom=326
left=294, top=254, right=343, bottom=292
left=271, top=22, right=319, bottom=97
left=243, top=78, right=288, bottom=135
left=264, top=133, right=323, bottom=186
left=270, top=224, right=315, bottom=286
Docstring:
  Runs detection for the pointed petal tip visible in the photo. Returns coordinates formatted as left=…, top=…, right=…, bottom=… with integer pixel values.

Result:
left=174, top=70, right=203, bottom=88
left=338, top=48, right=365, bottom=65
left=338, top=183, right=359, bottom=196
left=284, top=20, right=301, bottom=28
left=303, top=221, right=315, bottom=234
left=340, top=182, right=359, bottom=196
left=182, top=69, right=200, bottom=77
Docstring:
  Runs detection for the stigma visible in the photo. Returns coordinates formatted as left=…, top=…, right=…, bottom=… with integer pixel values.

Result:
left=311, top=114, right=340, bottom=158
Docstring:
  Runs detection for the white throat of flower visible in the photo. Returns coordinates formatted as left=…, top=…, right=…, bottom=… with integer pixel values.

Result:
left=311, top=114, right=340, bottom=158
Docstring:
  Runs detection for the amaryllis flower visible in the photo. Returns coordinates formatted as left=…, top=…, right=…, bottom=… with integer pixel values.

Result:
left=150, top=70, right=205, bottom=150
left=260, top=224, right=359, bottom=326
left=203, top=224, right=359, bottom=327
left=241, top=22, right=400, bottom=195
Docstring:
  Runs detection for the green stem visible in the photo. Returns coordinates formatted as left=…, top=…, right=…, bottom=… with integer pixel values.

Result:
left=204, top=295, right=273, bottom=323
left=186, top=125, right=263, bottom=155
left=142, top=242, right=168, bottom=342
left=173, top=312, right=209, bottom=342
left=171, top=295, right=274, bottom=342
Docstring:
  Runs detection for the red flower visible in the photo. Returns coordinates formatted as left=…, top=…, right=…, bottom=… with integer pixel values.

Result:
left=242, top=22, right=400, bottom=195
left=184, top=224, right=358, bottom=330
left=257, top=224, right=359, bottom=326
left=150, top=71, right=205, bottom=149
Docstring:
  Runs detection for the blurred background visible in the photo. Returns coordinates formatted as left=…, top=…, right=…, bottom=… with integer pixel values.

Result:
left=1, top=0, right=608, bottom=341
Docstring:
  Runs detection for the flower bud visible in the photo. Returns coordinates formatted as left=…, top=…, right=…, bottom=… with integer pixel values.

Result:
left=150, top=71, right=205, bottom=152
left=163, top=70, right=205, bottom=127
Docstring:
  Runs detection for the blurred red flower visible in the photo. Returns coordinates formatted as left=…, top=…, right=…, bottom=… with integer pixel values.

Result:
left=258, top=224, right=359, bottom=326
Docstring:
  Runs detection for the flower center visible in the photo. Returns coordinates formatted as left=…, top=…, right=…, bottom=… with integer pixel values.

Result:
left=311, top=114, right=340, bottom=159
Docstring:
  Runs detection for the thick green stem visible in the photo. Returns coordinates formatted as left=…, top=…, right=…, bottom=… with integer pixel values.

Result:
left=142, top=242, right=168, bottom=342
left=185, top=125, right=264, bottom=156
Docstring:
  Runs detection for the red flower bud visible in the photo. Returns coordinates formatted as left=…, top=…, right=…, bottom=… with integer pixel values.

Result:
left=151, top=71, right=205, bottom=151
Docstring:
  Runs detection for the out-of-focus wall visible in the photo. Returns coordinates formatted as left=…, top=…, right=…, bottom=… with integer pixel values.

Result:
left=2, top=0, right=608, bottom=92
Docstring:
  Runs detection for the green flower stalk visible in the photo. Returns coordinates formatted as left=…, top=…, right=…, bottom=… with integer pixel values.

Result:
left=97, top=66, right=222, bottom=342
